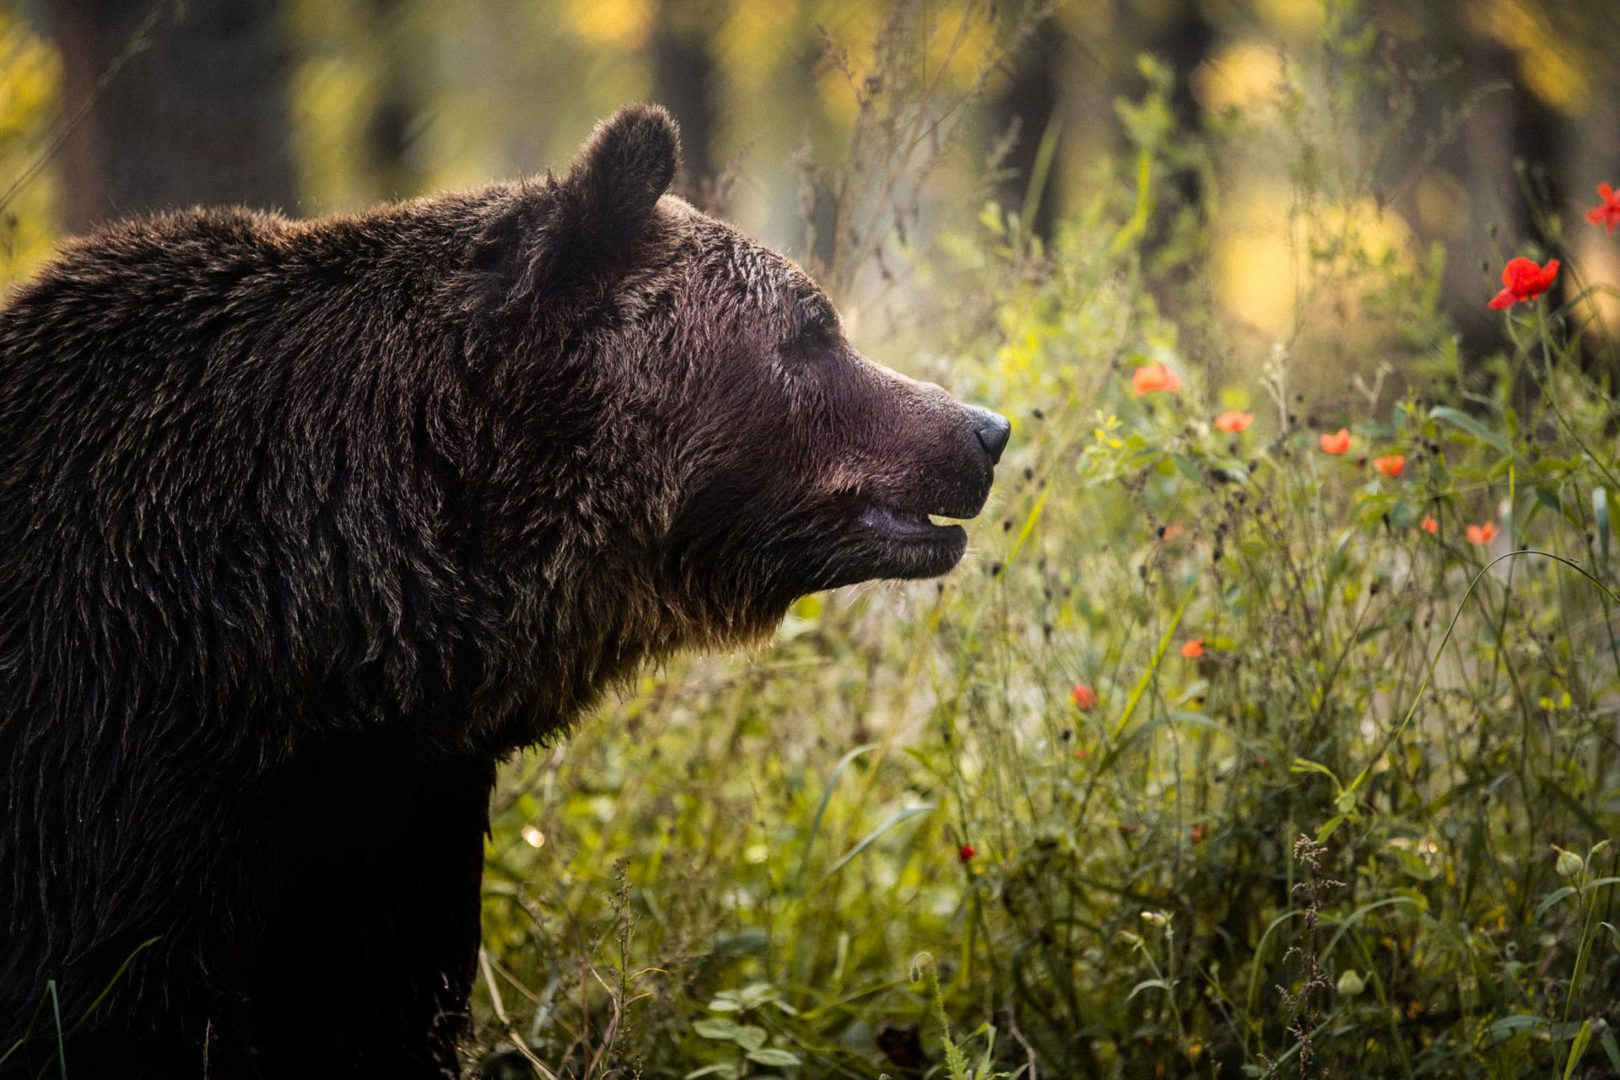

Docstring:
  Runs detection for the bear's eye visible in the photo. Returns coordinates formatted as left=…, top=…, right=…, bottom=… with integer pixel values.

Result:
left=781, top=317, right=838, bottom=364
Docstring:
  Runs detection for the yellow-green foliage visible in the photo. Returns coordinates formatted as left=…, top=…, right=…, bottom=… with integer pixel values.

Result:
left=0, top=10, right=59, bottom=283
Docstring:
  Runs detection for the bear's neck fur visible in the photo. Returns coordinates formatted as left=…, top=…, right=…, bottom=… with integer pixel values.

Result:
left=0, top=104, right=828, bottom=1071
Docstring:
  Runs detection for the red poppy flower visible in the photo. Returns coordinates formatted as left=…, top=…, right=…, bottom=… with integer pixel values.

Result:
left=1070, top=683, right=1097, bottom=711
left=1132, top=363, right=1181, bottom=395
left=1319, top=428, right=1352, bottom=455
left=1190, top=824, right=1206, bottom=843
left=1465, top=522, right=1498, bottom=545
left=1488, top=257, right=1559, bottom=309
left=1180, top=638, right=1205, bottom=659
left=1419, top=516, right=1439, bottom=535
left=957, top=843, right=976, bottom=863
left=1373, top=454, right=1405, bottom=478
left=1588, top=183, right=1620, bottom=234
left=1214, top=410, right=1253, bottom=434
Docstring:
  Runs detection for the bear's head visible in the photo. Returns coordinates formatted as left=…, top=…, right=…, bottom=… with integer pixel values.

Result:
left=467, top=105, right=1009, bottom=656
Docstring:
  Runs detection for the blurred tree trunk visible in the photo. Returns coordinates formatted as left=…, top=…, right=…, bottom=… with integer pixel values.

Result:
left=365, top=0, right=425, bottom=200
left=1143, top=0, right=1212, bottom=209
left=988, top=19, right=1062, bottom=239
left=53, top=0, right=297, bottom=232
left=650, top=0, right=717, bottom=198
left=1450, top=38, right=1564, bottom=365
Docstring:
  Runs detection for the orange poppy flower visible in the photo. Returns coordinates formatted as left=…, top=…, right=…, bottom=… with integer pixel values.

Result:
left=1373, top=454, right=1405, bottom=478
left=1190, top=824, right=1207, bottom=843
left=1587, top=183, right=1620, bottom=234
left=1214, top=410, right=1253, bottom=434
left=1419, top=516, right=1439, bottom=535
left=1070, top=683, right=1098, bottom=711
left=1319, top=428, right=1352, bottom=455
left=1465, top=522, right=1498, bottom=545
left=1132, top=363, right=1182, bottom=395
left=1180, top=638, right=1205, bottom=659
left=1488, top=257, right=1559, bottom=309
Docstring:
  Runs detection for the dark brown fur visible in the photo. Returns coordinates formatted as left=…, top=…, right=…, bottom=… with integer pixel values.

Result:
left=0, top=106, right=1006, bottom=1076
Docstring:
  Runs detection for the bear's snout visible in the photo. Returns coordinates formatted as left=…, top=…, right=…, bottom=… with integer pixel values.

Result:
left=966, top=405, right=1011, bottom=465
left=923, top=395, right=1008, bottom=520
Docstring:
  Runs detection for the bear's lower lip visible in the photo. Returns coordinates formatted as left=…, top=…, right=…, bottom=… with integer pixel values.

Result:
left=795, top=504, right=974, bottom=591
left=857, top=503, right=966, bottom=542
left=853, top=504, right=970, bottom=580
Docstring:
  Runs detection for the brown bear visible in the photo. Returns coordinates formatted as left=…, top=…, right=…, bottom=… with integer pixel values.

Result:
left=0, top=105, right=1008, bottom=1077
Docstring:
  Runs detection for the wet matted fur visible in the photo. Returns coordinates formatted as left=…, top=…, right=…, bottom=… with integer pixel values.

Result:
left=0, top=105, right=1007, bottom=1076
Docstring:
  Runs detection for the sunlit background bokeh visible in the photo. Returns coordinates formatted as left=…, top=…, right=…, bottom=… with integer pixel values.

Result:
left=2, top=0, right=1616, bottom=374
left=7, top=4, right=1620, bottom=1075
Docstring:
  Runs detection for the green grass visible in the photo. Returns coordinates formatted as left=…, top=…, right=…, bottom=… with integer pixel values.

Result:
left=471, top=30, right=1620, bottom=1080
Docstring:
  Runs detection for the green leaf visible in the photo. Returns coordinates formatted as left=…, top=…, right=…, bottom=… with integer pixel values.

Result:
left=795, top=745, right=879, bottom=889
left=1111, top=583, right=1197, bottom=741
left=736, top=982, right=778, bottom=1010
left=1595, top=487, right=1610, bottom=565
left=818, top=804, right=933, bottom=885
left=1384, top=845, right=1438, bottom=882
left=1487, top=1014, right=1547, bottom=1044
left=1126, top=978, right=1175, bottom=1003
left=1108, top=148, right=1153, bottom=254
left=745, top=1047, right=804, bottom=1067
left=1172, top=453, right=1204, bottom=484
left=1564, top=1019, right=1593, bottom=1080
left=978, top=202, right=1005, bottom=237
left=1535, top=885, right=1578, bottom=922
left=684, top=1065, right=741, bottom=1080
left=732, top=1025, right=768, bottom=1052
left=1290, top=758, right=1343, bottom=791
left=1601, top=1028, right=1620, bottom=1072
left=1430, top=405, right=1509, bottom=454
left=693, top=1018, right=742, bottom=1041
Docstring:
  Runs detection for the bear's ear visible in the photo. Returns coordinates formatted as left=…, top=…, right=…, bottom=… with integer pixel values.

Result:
left=465, top=106, right=680, bottom=308
left=558, top=104, right=681, bottom=233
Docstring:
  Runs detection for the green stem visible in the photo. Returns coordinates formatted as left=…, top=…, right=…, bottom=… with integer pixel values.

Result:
left=1565, top=881, right=1599, bottom=1025
left=1532, top=307, right=1620, bottom=492
left=1346, top=549, right=1620, bottom=798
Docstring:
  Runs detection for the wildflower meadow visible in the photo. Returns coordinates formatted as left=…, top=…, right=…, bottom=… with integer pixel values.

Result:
left=0, top=2, right=1615, bottom=1078
left=469, top=22, right=1620, bottom=1080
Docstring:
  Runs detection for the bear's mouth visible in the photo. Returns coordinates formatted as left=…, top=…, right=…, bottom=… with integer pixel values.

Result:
left=847, top=501, right=974, bottom=582
left=857, top=503, right=969, bottom=545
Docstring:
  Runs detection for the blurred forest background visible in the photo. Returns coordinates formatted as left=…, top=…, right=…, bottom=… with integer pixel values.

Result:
left=0, top=0, right=1616, bottom=362
left=8, top=2, right=1620, bottom=1078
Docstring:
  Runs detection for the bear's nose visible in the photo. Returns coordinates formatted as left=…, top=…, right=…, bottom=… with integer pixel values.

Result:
left=968, top=406, right=1011, bottom=465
